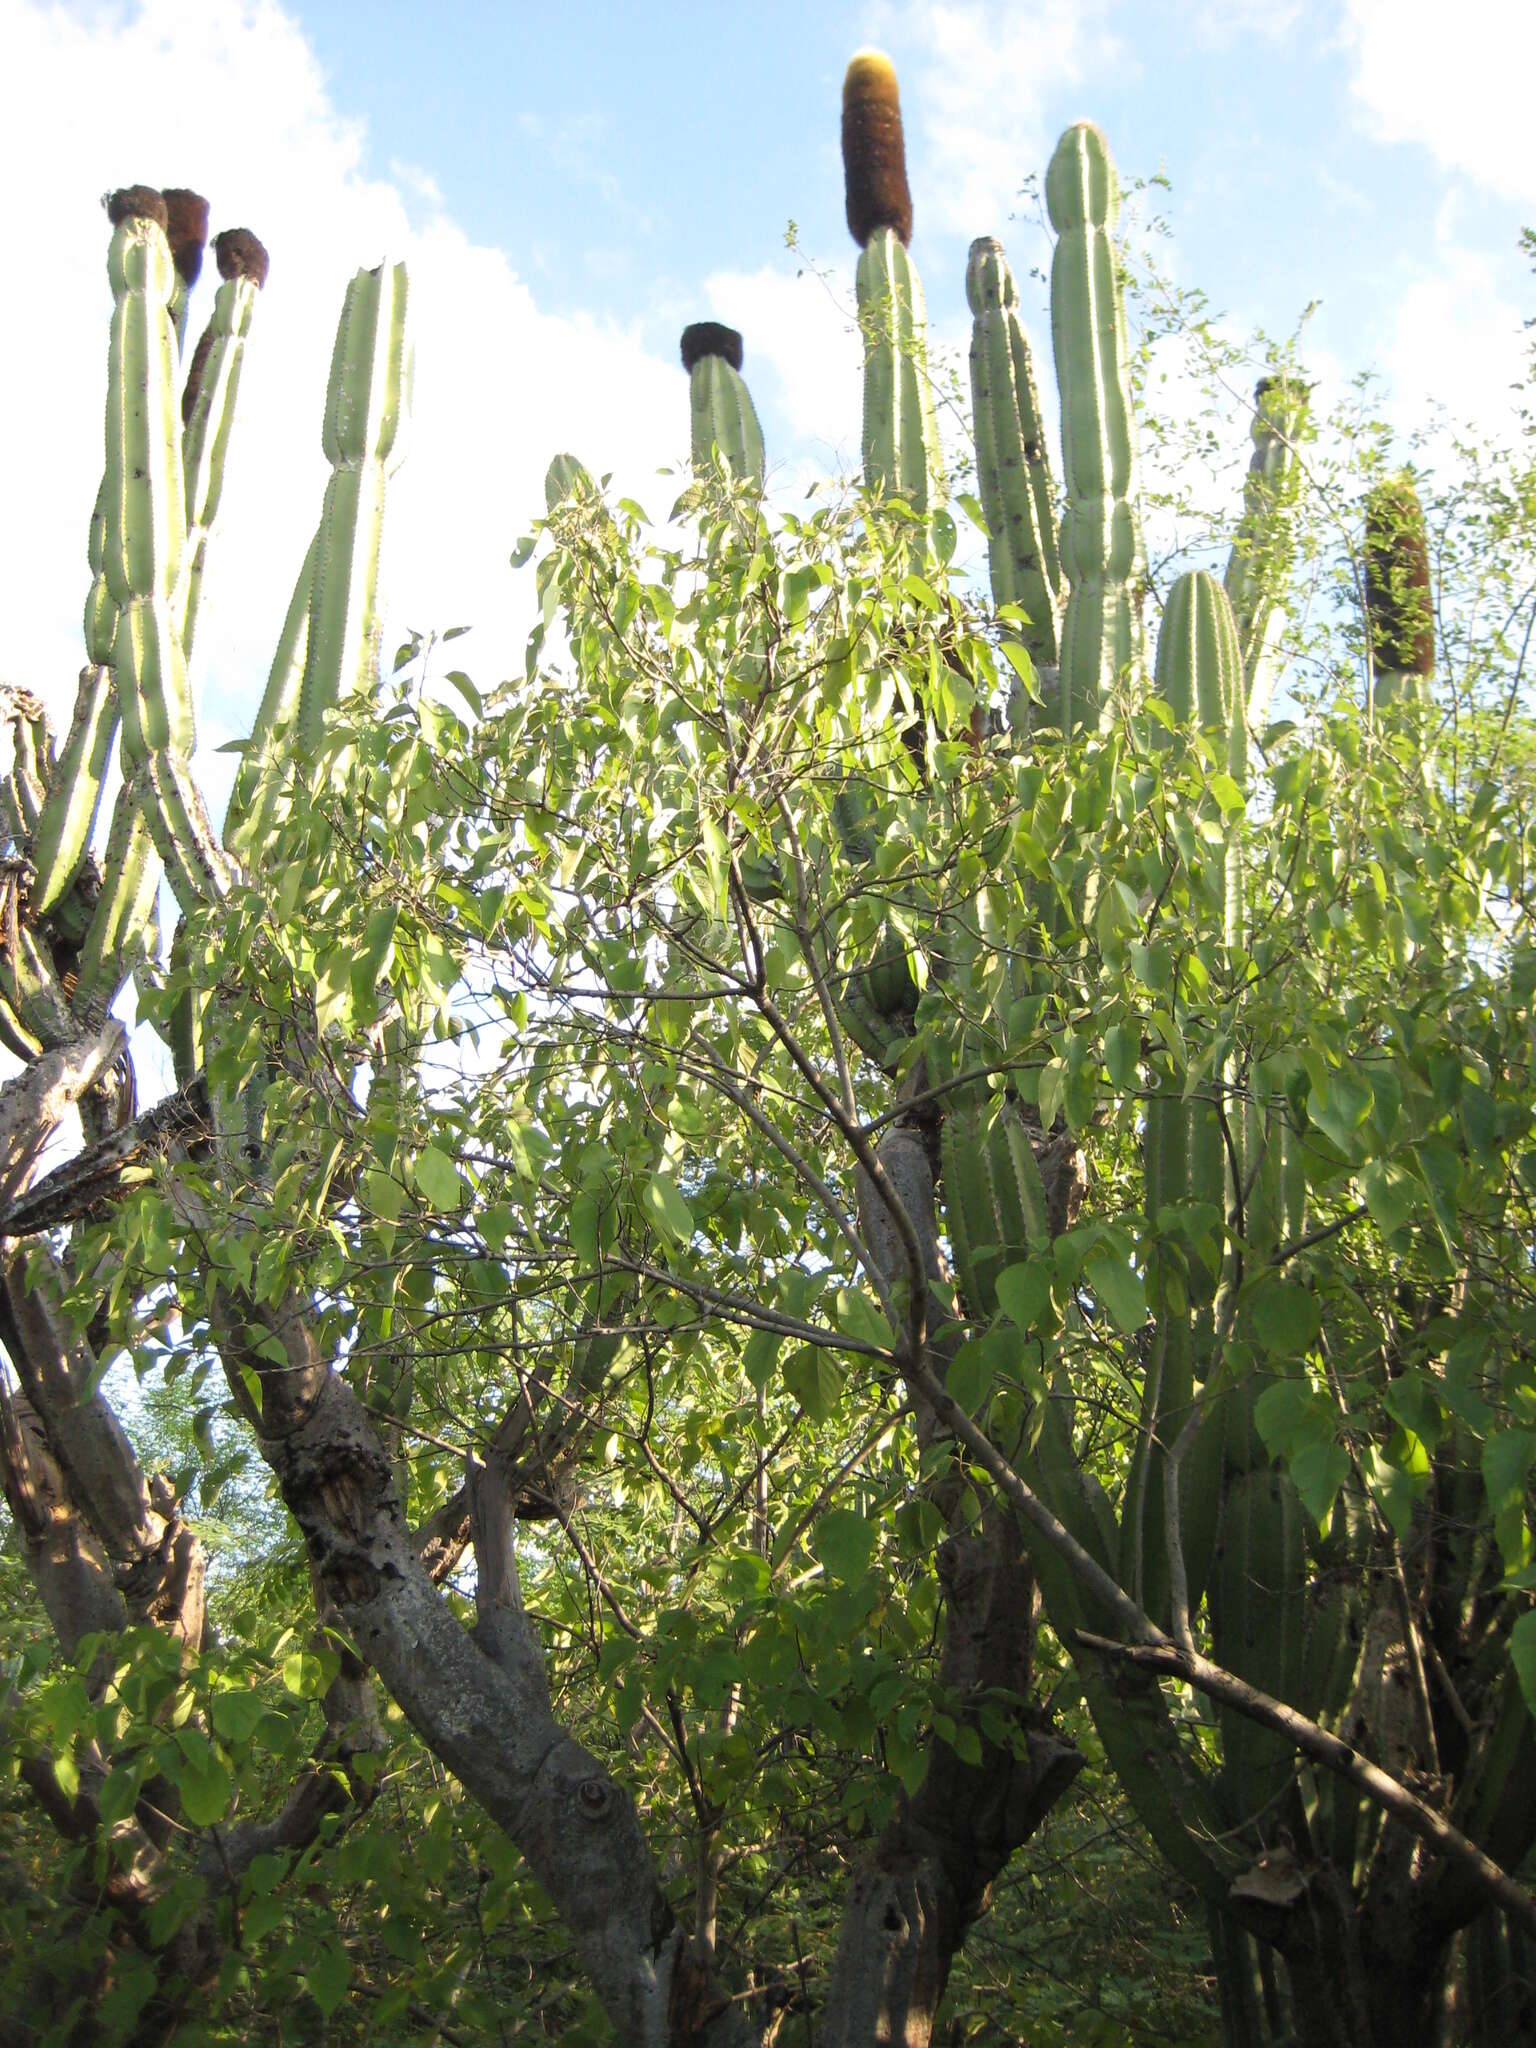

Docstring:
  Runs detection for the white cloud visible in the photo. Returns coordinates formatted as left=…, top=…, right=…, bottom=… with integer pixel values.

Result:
left=868, top=0, right=1125, bottom=244
left=1, top=0, right=685, bottom=784
left=703, top=263, right=861, bottom=474
left=1343, top=0, right=1536, bottom=204
left=1380, top=201, right=1528, bottom=445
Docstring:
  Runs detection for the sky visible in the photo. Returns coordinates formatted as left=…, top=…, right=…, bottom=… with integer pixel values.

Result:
left=2, top=0, right=1534, bottom=831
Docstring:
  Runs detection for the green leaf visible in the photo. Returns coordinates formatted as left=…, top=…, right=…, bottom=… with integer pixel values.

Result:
left=413, top=1144, right=463, bottom=1212
left=743, top=1327, right=781, bottom=1392
left=1511, top=1612, right=1536, bottom=1720
left=782, top=1345, right=842, bottom=1422
left=1249, top=1280, right=1321, bottom=1356
left=173, top=1733, right=233, bottom=1827
left=209, top=1689, right=269, bottom=1744
left=362, top=1167, right=403, bottom=1223
left=834, top=1286, right=892, bottom=1352
left=642, top=1171, right=694, bottom=1247
left=813, top=1507, right=876, bottom=1583
left=1289, top=1441, right=1350, bottom=1531
left=1359, top=1159, right=1418, bottom=1240
left=303, top=1940, right=352, bottom=2021
left=996, top=1259, right=1051, bottom=1332
left=946, top=1338, right=993, bottom=1416
left=1085, top=1248, right=1146, bottom=1335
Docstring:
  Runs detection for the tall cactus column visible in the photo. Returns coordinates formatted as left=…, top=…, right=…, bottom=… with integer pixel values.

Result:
left=842, top=52, right=945, bottom=514
left=1047, top=124, right=1146, bottom=733
left=966, top=237, right=1063, bottom=671
left=1224, top=375, right=1310, bottom=728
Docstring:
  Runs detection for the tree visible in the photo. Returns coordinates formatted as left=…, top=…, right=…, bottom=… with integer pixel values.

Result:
left=3, top=51, right=1536, bottom=2048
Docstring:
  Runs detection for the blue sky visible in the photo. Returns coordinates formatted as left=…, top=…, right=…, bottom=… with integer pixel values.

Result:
left=3, top=0, right=1533, bottom=813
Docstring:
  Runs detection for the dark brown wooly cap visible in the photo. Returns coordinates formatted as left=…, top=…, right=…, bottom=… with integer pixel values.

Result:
left=842, top=50, right=912, bottom=248
left=161, top=188, right=210, bottom=285
left=181, top=324, right=216, bottom=426
left=1364, top=475, right=1434, bottom=678
left=214, top=228, right=270, bottom=288
left=106, top=186, right=169, bottom=232
left=680, top=322, right=743, bottom=373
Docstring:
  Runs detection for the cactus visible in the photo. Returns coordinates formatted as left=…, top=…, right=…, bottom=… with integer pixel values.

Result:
left=178, top=228, right=269, bottom=660
left=298, top=261, right=411, bottom=759
left=680, top=322, right=764, bottom=484
left=1364, top=472, right=1434, bottom=710
left=843, top=52, right=945, bottom=514
left=966, top=236, right=1063, bottom=667
left=941, top=1101, right=1051, bottom=1322
left=1046, top=124, right=1146, bottom=732
left=1224, top=376, right=1310, bottom=728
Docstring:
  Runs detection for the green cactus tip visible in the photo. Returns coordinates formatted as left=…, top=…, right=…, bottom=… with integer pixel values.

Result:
left=1364, top=472, right=1434, bottom=697
left=842, top=49, right=913, bottom=249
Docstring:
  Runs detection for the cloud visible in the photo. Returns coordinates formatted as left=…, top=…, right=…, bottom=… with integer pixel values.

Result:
left=1379, top=198, right=1529, bottom=445
left=703, top=263, right=862, bottom=475
left=1342, top=0, right=1536, bottom=205
left=868, top=0, right=1125, bottom=244
left=2, top=0, right=685, bottom=781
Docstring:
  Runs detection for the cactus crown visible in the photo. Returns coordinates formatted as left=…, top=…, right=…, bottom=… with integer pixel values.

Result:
left=679, top=321, right=743, bottom=373
left=842, top=49, right=913, bottom=248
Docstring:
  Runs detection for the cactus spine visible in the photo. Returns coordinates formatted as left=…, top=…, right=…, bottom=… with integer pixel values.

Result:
left=680, top=323, right=764, bottom=485
left=842, top=54, right=945, bottom=514
left=966, top=237, right=1063, bottom=667
left=1046, top=124, right=1145, bottom=731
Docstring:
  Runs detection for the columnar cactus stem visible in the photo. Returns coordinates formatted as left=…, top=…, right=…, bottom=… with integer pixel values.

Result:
left=842, top=53, right=945, bottom=515
left=966, top=237, right=1062, bottom=667
left=71, top=786, right=160, bottom=1025
left=1047, top=124, right=1145, bottom=731
left=28, top=665, right=115, bottom=915
left=222, top=532, right=316, bottom=861
left=298, top=261, right=411, bottom=757
left=1223, top=375, right=1309, bottom=728
left=680, top=323, right=764, bottom=485
left=178, top=228, right=269, bottom=661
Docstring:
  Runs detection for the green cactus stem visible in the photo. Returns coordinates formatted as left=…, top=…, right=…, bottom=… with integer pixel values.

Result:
left=1046, top=123, right=1145, bottom=731
left=178, top=228, right=269, bottom=662
left=1364, top=472, right=1434, bottom=710
left=965, top=236, right=1062, bottom=667
left=70, top=786, right=161, bottom=1026
left=842, top=53, right=945, bottom=515
left=680, top=323, right=764, bottom=485
left=222, top=531, right=316, bottom=862
left=28, top=665, right=116, bottom=914
left=297, top=260, right=411, bottom=757
left=940, top=1102, right=1051, bottom=1322
left=1223, top=375, right=1309, bottom=728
